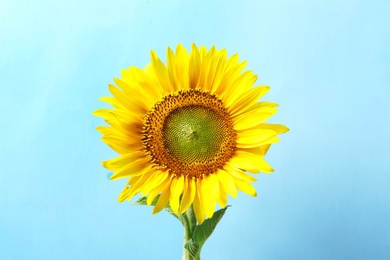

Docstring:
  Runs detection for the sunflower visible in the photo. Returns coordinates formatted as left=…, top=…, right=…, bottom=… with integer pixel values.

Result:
left=94, top=44, right=288, bottom=224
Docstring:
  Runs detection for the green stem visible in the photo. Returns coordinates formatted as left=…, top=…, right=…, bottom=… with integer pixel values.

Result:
left=181, top=206, right=200, bottom=260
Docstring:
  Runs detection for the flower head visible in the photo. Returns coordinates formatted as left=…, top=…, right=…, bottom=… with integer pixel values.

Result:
left=94, top=44, right=288, bottom=224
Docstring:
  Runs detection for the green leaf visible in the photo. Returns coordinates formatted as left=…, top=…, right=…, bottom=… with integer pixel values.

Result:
left=184, top=239, right=200, bottom=258
left=132, top=195, right=160, bottom=206
left=164, top=204, right=183, bottom=224
left=191, top=207, right=229, bottom=255
left=133, top=196, right=183, bottom=224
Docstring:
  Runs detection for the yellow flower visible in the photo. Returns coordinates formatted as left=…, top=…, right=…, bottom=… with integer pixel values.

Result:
left=94, top=44, right=288, bottom=224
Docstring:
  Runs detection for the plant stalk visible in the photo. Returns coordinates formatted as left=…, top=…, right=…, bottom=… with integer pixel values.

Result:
left=181, top=206, right=200, bottom=260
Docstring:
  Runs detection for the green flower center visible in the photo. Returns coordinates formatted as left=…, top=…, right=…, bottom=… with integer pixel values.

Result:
left=163, top=106, right=226, bottom=164
left=142, top=89, right=236, bottom=178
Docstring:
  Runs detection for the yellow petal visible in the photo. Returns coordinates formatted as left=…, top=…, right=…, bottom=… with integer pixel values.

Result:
left=150, top=50, right=172, bottom=92
left=259, top=144, right=271, bottom=155
left=199, top=45, right=208, bottom=61
left=249, top=123, right=290, bottom=134
left=224, top=53, right=240, bottom=72
left=142, top=171, right=169, bottom=196
left=216, top=55, right=241, bottom=97
left=110, top=116, right=143, bottom=136
left=238, top=144, right=271, bottom=157
left=188, top=43, right=201, bottom=89
left=109, top=158, right=150, bottom=180
left=216, top=169, right=237, bottom=198
left=180, top=178, right=196, bottom=214
left=101, top=136, right=132, bottom=154
left=193, top=182, right=206, bottom=224
left=233, top=177, right=257, bottom=197
left=147, top=175, right=171, bottom=206
left=207, top=50, right=228, bottom=94
left=229, top=152, right=272, bottom=174
left=120, top=67, right=163, bottom=106
left=96, top=126, right=113, bottom=135
left=207, top=173, right=220, bottom=200
left=113, top=78, right=152, bottom=112
left=98, top=96, right=120, bottom=108
left=205, top=173, right=227, bottom=214
left=101, top=135, right=140, bottom=149
left=257, top=159, right=274, bottom=173
left=96, top=126, right=124, bottom=139
left=120, top=169, right=155, bottom=201
left=169, top=175, right=185, bottom=214
left=97, top=127, right=136, bottom=147
left=108, top=84, right=147, bottom=114
left=117, top=179, right=132, bottom=202
left=97, top=111, right=134, bottom=134
left=174, top=44, right=190, bottom=89
left=167, top=47, right=179, bottom=91
left=225, top=71, right=258, bottom=108
left=236, top=129, right=279, bottom=148
left=229, top=156, right=261, bottom=173
left=102, top=151, right=145, bottom=170
left=153, top=183, right=172, bottom=214
left=110, top=108, right=141, bottom=124
left=197, top=48, right=213, bottom=92
left=233, top=107, right=278, bottom=130
left=92, top=108, right=112, bottom=119
left=217, top=189, right=228, bottom=208
left=224, top=164, right=257, bottom=182
left=199, top=178, right=216, bottom=218
left=228, top=86, right=270, bottom=116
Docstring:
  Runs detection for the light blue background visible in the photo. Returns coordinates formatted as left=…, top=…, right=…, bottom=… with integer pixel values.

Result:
left=1, top=0, right=389, bottom=259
